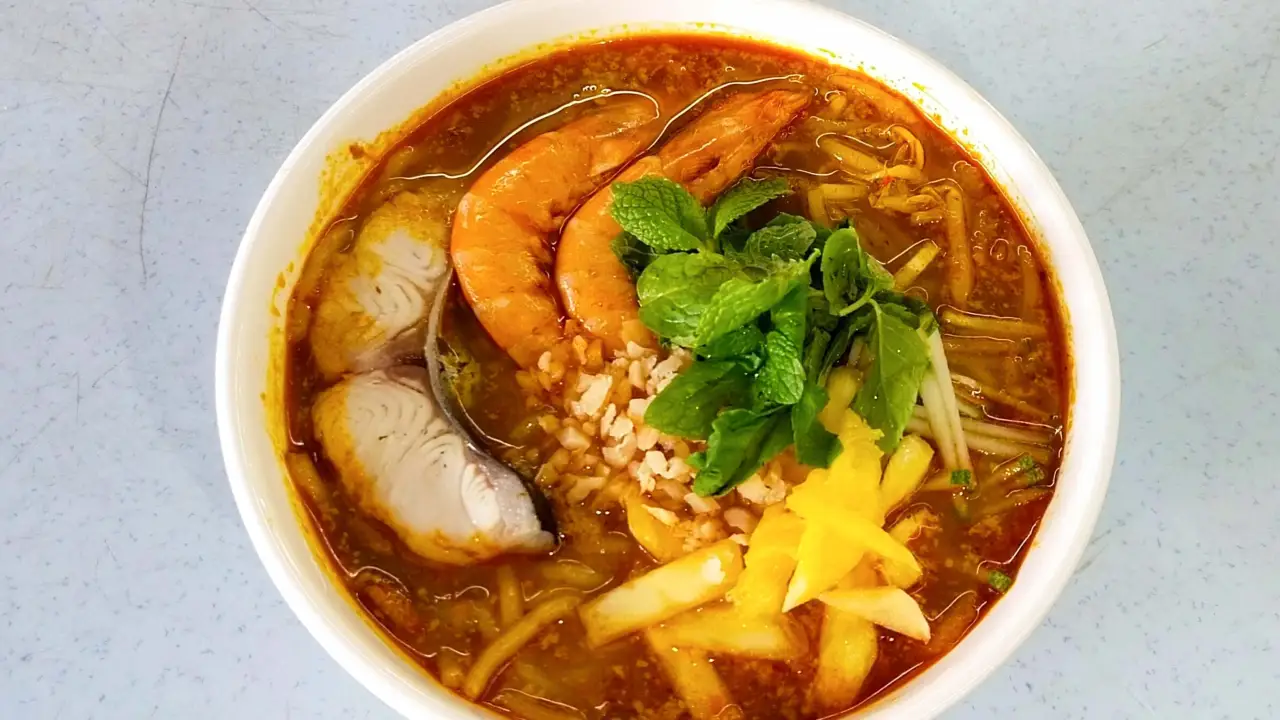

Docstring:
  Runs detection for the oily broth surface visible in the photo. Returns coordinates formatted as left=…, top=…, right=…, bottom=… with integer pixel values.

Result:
left=283, top=35, right=1068, bottom=720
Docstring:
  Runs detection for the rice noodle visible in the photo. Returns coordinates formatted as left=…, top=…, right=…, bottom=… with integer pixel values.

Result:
left=872, top=190, right=926, bottom=214
left=644, top=631, right=740, bottom=720
left=959, top=416, right=1053, bottom=445
left=925, top=330, right=971, bottom=469
left=941, top=334, right=1016, bottom=355
left=965, top=435, right=1051, bottom=463
left=436, top=650, right=466, bottom=690
left=940, top=186, right=973, bottom=307
left=911, top=405, right=1053, bottom=444
left=904, top=416, right=1051, bottom=463
left=986, top=454, right=1039, bottom=490
left=918, top=469, right=966, bottom=493
left=821, top=93, right=849, bottom=119
left=820, top=183, right=868, bottom=202
left=906, top=194, right=937, bottom=211
left=940, top=307, right=1047, bottom=340
left=952, top=373, right=1052, bottom=420
left=892, top=241, right=940, bottom=290
left=463, top=594, right=582, bottom=699
left=890, top=144, right=909, bottom=168
left=973, top=488, right=1052, bottom=520
left=869, top=164, right=926, bottom=184
left=807, top=186, right=831, bottom=227
left=472, top=603, right=501, bottom=642
left=496, top=565, right=523, bottom=627
left=889, top=125, right=925, bottom=170
left=819, top=136, right=884, bottom=175
left=955, top=395, right=984, bottom=418
left=539, top=560, right=607, bottom=589
left=492, top=690, right=586, bottom=720
left=910, top=208, right=945, bottom=225
left=828, top=75, right=918, bottom=124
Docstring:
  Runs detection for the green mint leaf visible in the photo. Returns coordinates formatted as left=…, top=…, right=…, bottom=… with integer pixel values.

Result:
left=698, top=324, right=766, bottom=361
left=803, top=328, right=832, bottom=384
left=810, top=220, right=835, bottom=252
left=718, top=224, right=753, bottom=255
left=821, top=227, right=893, bottom=316
left=610, top=232, right=660, bottom=281
left=742, top=214, right=818, bottom=263
left=756, top=331, right=805, bottom=405
left=691, top=409, right=789, bottom=496
left=878, top=292, right=937, bottom=333
left=817, top=307, right=874, bottom=383
left=709, top=177, right=791, bottom=238
left=644, top=360, right=751, bottom=440
left=802, top=291, right=872, bottom=385
left=611, top=177, right=709, bottom=252
left=754, top=286, right=808, bottom=405
left=807, top=291, right=841, bottom=333
left=770, top=285, right=808, bottom=348
left=693, top=256, right=814, bottom=348
left=868, top=260, right=893, bottom=291
left=821, top=228, right=866, bottom=312
left=792, top=381, right=841, bottom=467
left=636, top=253, right=741, bottom=346
left=853, top=303, right=932, bottom=452
left=760, top=411, right=796, bottom=467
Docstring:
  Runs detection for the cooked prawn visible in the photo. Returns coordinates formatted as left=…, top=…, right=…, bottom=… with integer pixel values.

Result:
left=451, top=96, right=663, bottom=367
left=556, top=89, right=812, bottom=353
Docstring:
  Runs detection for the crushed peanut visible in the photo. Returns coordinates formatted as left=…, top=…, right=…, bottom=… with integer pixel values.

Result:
left=524, top=335, right=795, bottom=557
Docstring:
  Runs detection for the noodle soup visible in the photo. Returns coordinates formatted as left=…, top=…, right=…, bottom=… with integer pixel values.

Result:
left=280, top=34, right=1068, bottom=720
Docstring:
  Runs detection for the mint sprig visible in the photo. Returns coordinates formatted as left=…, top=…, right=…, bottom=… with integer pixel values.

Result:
left=606, top=176, right=934, bottom=496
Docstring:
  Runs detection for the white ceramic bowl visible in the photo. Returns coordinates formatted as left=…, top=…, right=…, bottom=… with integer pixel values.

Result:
left=216, top=0, right=1120, bottom=717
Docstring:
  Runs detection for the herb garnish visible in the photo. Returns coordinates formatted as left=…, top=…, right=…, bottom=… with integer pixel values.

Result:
left=610, top=176, right=935, bottom=495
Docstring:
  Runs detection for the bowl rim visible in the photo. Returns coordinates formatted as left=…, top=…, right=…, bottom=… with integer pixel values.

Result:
left=216, top=1, right=1120, bottom=718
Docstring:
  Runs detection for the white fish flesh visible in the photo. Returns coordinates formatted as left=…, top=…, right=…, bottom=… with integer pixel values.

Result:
left=309, top=191, right=450, bottom=378
left=312, top=366, right=554, bottom=564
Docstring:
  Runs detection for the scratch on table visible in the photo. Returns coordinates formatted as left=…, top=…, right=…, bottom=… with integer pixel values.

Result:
left=1249, top=54, right=1275, bottom=124
left=91, top=359, right=125, bottom=389
left=1126, top=684, right=1157, bottom=716
left=241, top=0, right=282, bottom=30
left=138, top=37, right=186, bottom=289
left=89, top=141, right=145, bottom=186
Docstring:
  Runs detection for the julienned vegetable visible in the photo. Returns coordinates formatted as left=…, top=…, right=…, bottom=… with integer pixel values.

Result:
left=610, top=176, right=936, bottom=496
left=579, top=540, right=744, bottom=647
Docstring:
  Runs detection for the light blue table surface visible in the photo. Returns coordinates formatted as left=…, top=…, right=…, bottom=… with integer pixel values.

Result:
left=2, top=0, right=1277, bottom=717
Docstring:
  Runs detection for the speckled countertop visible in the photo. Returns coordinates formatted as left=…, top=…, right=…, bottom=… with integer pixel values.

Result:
left=2, top=0, right=1277, bottom=717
